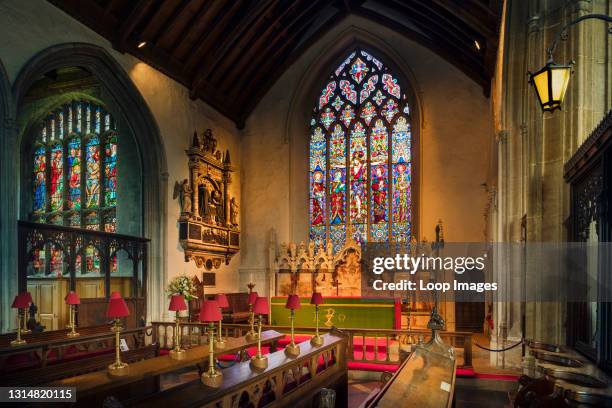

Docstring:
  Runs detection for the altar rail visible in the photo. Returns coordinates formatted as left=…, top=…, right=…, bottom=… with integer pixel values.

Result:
left=129, top=332, right=348, bottom=408
left=151, top=322, right=472, bottom=367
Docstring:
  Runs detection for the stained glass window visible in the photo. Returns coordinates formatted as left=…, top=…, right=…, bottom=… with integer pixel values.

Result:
left=30, top=100, right=119, bottom=275
left=308, top=50, right=413, bottom=251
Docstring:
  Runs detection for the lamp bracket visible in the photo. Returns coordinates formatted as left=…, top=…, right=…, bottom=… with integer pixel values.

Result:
left=547, top=14, right=612, bottom=61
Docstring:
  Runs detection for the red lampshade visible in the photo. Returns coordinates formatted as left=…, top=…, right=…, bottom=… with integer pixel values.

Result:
left=110, top=291, right=122, bottom=299
left=65, top=291, right=81, bottom=305
left=215, top=293, right=229, bottom=309
left=247, top=291, right=259, bottom=305
left=23, top=292, right=33, bottom=305
left=253, top=297, right=269, bottom=315
left=285, top=294, right=301, bottom=310
left=106, top=297, right=130, bottom=318
left=310, top=292, right=324, bottom=305
left=199, top=300, right=222, bottom=322
left=168, top=294, right=187, bottom=312
left=11, top=293, right=30, bottom=309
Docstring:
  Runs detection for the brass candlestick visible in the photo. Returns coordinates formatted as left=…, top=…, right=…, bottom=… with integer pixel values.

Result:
left=250, top=316, right=267, bottom=370
left=10, top=310, right=26, bottom=346
left=247, top=282, right=256, bottom=293
left=285, top=309, right=300, bottom=357
left=246, top=304, right=257, bottom=341
left=310, top=305, right=323, bottom=347
left=66, top=305, right=80, bottom=338
left=108, top=320, right=129, bottom=376
left=21, top=308, right=31, bottom=335
left=169, top=312, right=186, bottom=360
left=201, top=323, right=223, bottom=387
left=216, top=319, right=226, bottom=348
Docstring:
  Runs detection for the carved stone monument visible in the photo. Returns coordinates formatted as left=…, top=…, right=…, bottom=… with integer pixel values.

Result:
left=175, top=129, right=240, bottom=270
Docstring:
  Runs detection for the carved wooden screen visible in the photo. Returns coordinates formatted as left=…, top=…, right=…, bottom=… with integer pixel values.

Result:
left=309, top=49, right=413, bottom=252
left=565, top=111, right=612, bottom=374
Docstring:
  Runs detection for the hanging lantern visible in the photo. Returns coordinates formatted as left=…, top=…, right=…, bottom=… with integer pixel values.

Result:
left=529, top=59, right=573, bottom=113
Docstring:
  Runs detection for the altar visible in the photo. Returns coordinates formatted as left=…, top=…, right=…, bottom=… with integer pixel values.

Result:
left=270, top=296, right=399, bottom=329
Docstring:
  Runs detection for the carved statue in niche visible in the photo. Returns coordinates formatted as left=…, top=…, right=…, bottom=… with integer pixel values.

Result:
left=176, top=128, right=240, bottom=270
left=230, top=197, right=239, bottom=228
left=173, top=179, right=193, bottom=214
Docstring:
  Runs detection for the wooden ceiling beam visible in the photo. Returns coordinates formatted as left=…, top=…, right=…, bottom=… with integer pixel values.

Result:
left=155, top=0, right=204, bottom=50
left=237, top=10, right=349, bottom=123
left=171, top=0, right=225, bottom=61
left=232, top=3, right=339, bottom=100
left=353, top=7, right=488, bottom=91
left=190, top=0, right=277, bottom=96
left=140, top=0, right=183, bottom=44
left=430, top=0, right=499, bottom=40
left=217, top=0, right=302, bottom=89
left=183, top=0, right=244, bottom=74
left=386, top=0, right=481, bottom=66
left=113, top=0, right=156, bottom=52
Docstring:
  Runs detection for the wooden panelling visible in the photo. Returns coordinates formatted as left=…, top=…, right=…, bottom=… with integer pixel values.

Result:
left=27, top=279, right=68, bottom=331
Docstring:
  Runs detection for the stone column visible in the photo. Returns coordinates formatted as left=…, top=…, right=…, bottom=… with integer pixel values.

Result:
left=191, top=162, right=199, bottom=217
left=1, top=118, right=19, bottom=333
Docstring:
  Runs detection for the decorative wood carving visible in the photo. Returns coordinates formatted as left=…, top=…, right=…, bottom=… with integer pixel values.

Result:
left=176, top=129, right=240, bottom=270
left=275, top=234, right=361, bottom=296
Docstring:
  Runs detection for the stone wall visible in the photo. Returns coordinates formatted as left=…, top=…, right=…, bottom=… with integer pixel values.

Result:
left=0, top=0, right=242, bottom=328
left=240, top=15, right=493, bottom=300
left=488, top=0, right=612, bottom=368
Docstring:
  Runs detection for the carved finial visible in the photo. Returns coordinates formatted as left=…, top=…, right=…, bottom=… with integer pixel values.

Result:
left=224, top=149, right=231, bottom=165
left=192, top=130, right=200, bottom=148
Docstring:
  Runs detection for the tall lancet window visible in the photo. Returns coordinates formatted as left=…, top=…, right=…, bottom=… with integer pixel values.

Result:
left=309, top=50, right=412, bottom=251
left=30, top=100, right=118, bottom=275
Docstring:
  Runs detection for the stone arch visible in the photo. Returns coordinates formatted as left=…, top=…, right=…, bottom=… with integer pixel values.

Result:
left=285, top=26, right=424, bottom=242
left=0, top=58, right=17, bottom=332
left=11, top=43, right=168, bottom=322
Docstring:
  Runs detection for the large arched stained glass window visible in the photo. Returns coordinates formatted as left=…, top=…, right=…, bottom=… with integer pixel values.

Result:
left=309, top=50, right=412, bottom=251
left=30, top=100, right=118, bottom=276
left=31, top=100, right=117, bottom=231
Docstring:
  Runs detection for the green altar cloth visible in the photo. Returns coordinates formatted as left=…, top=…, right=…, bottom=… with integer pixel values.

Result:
left=270, top=296, right=395, bottom=329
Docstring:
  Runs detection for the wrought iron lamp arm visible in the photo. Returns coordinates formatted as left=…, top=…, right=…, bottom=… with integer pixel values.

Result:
left=547, top=14, right=612, bottom=61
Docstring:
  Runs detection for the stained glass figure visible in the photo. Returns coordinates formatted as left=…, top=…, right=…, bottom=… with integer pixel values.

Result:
left=49, top=143, right=64, bottom=211
left=33, top=146, right=46, bottom=213
left=329, top=125, right=346, bottom=226
left=85, top=136, right=100, bottom=208
left=30, top=100, right=118, bottom=239
left=350, top=123, right=367, bottom=224
left=67, top=137, right=81, bottom=209
left=308, top=49, right=412, bottom=247
left=104, top=132, right=118, bottom=207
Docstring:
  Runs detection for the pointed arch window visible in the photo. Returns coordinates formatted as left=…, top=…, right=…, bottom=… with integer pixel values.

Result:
left=309, top=50, right=413, bottom=251
left=29, top=100, right=118, bottom=276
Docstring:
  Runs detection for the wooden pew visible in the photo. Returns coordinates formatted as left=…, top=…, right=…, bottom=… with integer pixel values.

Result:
left=0, top=325, right=150, bottom=374
left=3, top=344, right=159, bottom=386
left=48, top=330, right=285, bottom=406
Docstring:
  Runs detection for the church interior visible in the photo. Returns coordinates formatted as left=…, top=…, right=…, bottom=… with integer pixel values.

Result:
left=0, top=0, right=611, bottom=407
